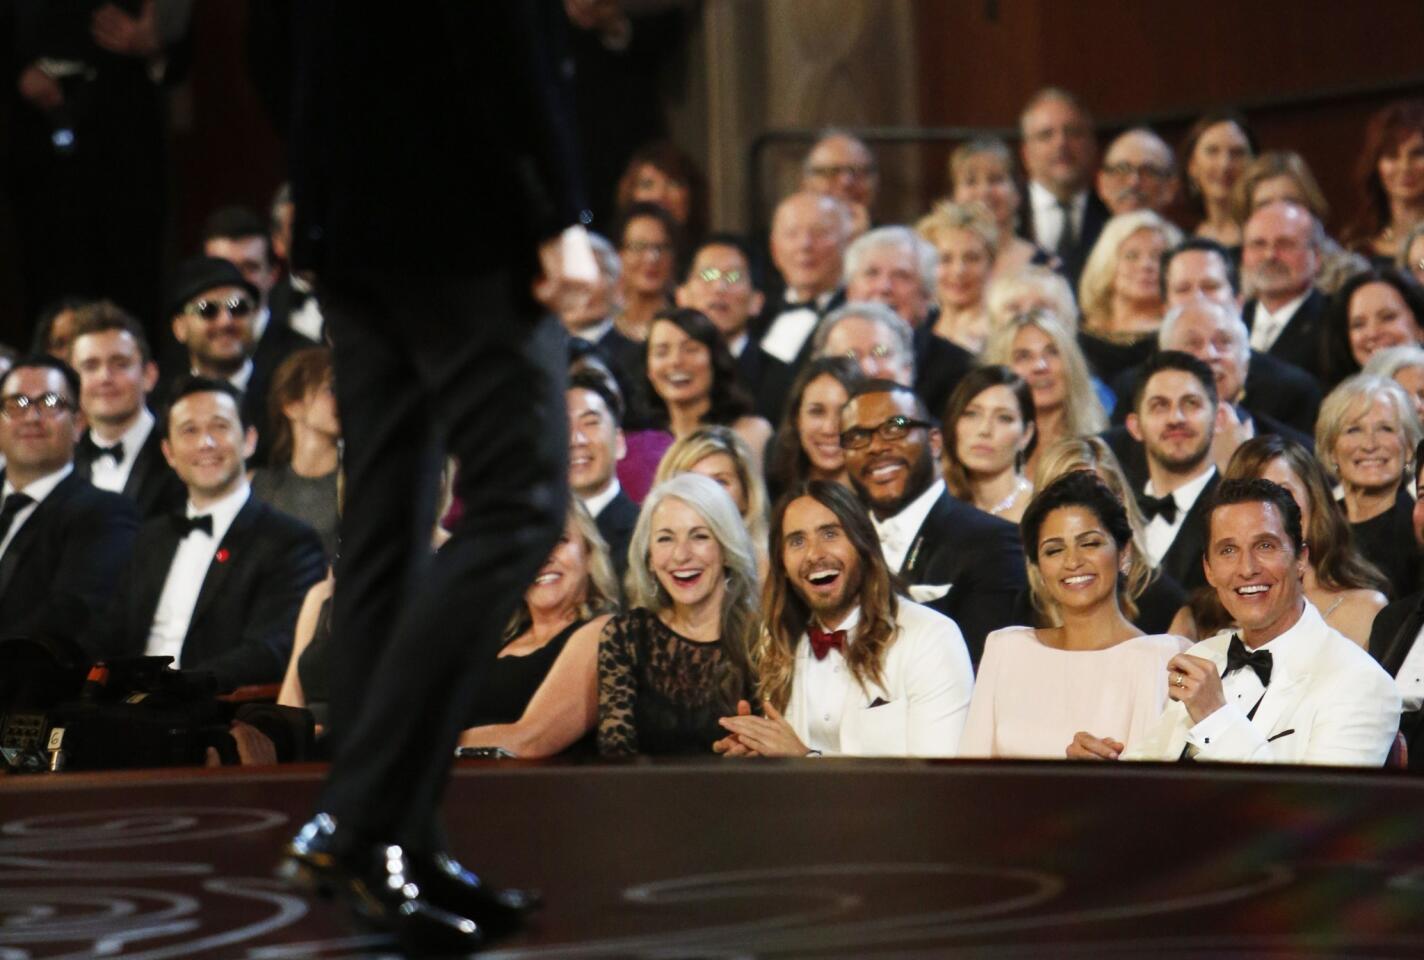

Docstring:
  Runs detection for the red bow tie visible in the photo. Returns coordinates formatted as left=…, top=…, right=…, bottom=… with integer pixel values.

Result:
left=808, top=625, right=847, bottom=660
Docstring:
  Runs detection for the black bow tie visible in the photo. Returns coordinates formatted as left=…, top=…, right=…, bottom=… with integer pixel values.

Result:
left=1137, top=491, right=1178, bottom=524
left=81, top=435, right=125, bottom=465
left=1225, top=633, right=1273, bottom=688
left=171, top=513, right=214, bottom=538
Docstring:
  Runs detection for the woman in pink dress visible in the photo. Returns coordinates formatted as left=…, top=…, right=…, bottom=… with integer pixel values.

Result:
left=959, top=471, right=1189, bottom=759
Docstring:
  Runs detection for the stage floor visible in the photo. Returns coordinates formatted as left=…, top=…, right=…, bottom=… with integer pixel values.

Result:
left=3, top=758, right=1424, bottom=958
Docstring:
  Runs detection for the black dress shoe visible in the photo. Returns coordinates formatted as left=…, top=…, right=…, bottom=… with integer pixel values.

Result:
left=277, top=813, right=537, bottom=955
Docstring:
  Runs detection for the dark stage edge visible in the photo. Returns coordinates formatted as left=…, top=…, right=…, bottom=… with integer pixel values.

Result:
left=4, top=759, right=1424, bottom=959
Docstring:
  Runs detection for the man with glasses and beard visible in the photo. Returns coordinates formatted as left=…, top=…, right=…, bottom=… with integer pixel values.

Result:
left=715, top=480, right=974, bottom=757
left=839, top=380, right=1025, bottom=664
left=1124, top=351, right=1223, bottom=591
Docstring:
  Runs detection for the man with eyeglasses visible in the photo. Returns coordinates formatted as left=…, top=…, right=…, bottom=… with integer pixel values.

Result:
left=811, top=302, right=917, bottom=386
left=70, top=302, right=185, bottom=519
left=1096, top=127, right=1178, bottom=217
left=839, top=379, right=1026, bottom=664
left=165, top=256, right=279, bottom=466
left=675, top=234, right=765, bottom=384
left=1240, top=200, right=1328, bottom=382
left=0, top=355, right=137, bottom=652
left=1019, top=87, right=1107, bottom=287
left=801, top=130, right=879, bottom=233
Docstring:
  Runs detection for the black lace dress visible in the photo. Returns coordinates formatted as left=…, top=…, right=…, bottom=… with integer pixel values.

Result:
left=597, top=608, right=754, bottom=757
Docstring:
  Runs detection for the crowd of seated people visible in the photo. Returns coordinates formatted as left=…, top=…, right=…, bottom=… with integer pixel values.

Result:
left=9, top=79, right=1424, bottom=775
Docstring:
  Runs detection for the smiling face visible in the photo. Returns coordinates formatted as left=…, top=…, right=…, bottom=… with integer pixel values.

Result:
left=647, top=320, right=713, bottom=408
left=1097, top=130, right=1177, bottom=215
left=162, top=389, right=256, bottom=504
left=955, top=383, right=1030, bottom=478
left=781, top=495, right=864, bottom=628
left=771, top=193, right=847, bottom=301
left=952, top=151, right=1019, bottom=228
left=1347, top=281, right=1423, bottom=367
left=1007, top=324, right=1066, bottom=413
left=621, top=215, right=676, bottom=297
left=841, top=390, right=939, bottom=518
left=1204, top=499, right=1307, bottom=647
left=566, top=386, right=624, bottom=499
left=1036, top=505, right=1123, bottom=613
left=1241, top=203, right=1319, bottom=304
left=525, top=515, right=591, bottom=616
left=846, top=241, right=929, bottom=325
left=648, top=496, right=726, bottom=610
left=1333, top=394, right=1406, bottom=496
left=933, top=228, right=993, bottom=311
left=1378, top=131, right=1424, bottom=208
left=1112, top=228, right=1167, bottom=308
left=172, top=284, right=257, bottom=376
left=1188, top=121, right=1251, bottom=204
left=71, top=328, right=157, bottom=431
left=0, top=366, right=83, bottom=483
left=676, top=243, right=762, bottom=342
left=1128, top=368, right=1216, bottom=475
left=797, top=373, right=850, bottom=477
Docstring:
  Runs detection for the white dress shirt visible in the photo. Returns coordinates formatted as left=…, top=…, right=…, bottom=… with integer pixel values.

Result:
left=1249, top=291, right=1310, bottom=353
left=572, top=316, right=614, bottom=345
left=1397, top=622, right=1424, bottom=713
left=287, top=275, right=325, bottom=343
left=580, top=476, right=622, bottom=519
left=145, top=482, right=251, bottom=665
left=1142, top=465, right=1216, bottom=566
left=757, top=288, right=839, bottom=364
left=87, top=407, right=155, bottom=495
left=0, top=463, right=73, bottom=560
left=801, top=607, right=861, bottom=753
left=872, top=478, right=945, bottom=573
left=196, top=361, right=254, bottom=395
left=1028, top=180, right=1087, bottom=252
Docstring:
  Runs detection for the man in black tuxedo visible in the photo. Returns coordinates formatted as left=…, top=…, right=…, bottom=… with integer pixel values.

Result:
left=1240, top=200, right=1328, bottom=383
left=568, top=370, right=637, bottom=585
left=1124, top=352, right=1222, bottom=591
left=749, top=191, right=852, bottom=421
left=1368, top=441, right=1424, bottom=769
left=70, top=302, right=185, bottom=519
left=543, top=231, right=640, bottom=389
left=1018, top=87, right=1108, bottom=287
left=280, top=2, right=592, bottom=950
left=0, top=356, right=137, bottom=650
left=85, top=377, right=323, bottom=691
left=840, top=380, right=1025, bottom=664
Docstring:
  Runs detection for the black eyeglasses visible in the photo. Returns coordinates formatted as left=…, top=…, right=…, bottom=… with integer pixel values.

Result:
left=1101, top=162, right=1173, bottom=181
left=0, top=392, right=74, bottom=420
left=184, top=296, right=255, bottom=320
left=839, top=414, right=930, bottom=450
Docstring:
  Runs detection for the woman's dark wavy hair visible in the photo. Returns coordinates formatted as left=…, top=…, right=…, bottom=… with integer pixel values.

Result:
left=615, top=139, right=708, bottom=243
left=1179, top=110, right=1258, bottom=218
left=1345, top=99, right=1424, bottom=252
left=755, top=480, right=899, bottom=712
left=637, top=307, right=755, bottom=431
left=1019, top=472, right=1133, bottom=614
left=941, top=365, right=1036, bottom=501
left=765, top=355, right=864, bottom=501
left=1320, top=266, right=1424, bottom=387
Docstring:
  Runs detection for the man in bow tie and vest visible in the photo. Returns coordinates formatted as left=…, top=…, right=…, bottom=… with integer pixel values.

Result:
left=715, top=480, right=973, bottom=758
left=1070, top=477, right=1399, bottom=765
left=1124, top=350, right=1223, bottom=591
left=70, top=302, right=186, bottom=519
left=85, top=377, right=324, bottom=691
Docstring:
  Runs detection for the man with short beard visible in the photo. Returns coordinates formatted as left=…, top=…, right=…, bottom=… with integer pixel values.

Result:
left=1240, top=200, right=1327, bottom=381
left=1096, top=127, right=1178, bottom=216
left=1125, top=351, right=1222, bottom=591
left=714, top=480, right=973, bottom=757
left=839, top=380, right=1025, bottom=663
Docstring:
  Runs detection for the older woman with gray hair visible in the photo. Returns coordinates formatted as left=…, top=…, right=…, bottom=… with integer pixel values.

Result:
left=841, top=225, right=938, bottom=329
left=1317, top=373, right=1424, bottom=599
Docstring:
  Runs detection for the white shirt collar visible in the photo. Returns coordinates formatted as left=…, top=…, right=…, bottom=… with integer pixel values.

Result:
left=94, top=405, right=155, bottom=455
left=873, top=478, right=945, bottom=570
left=573, top=316, right=615, bottom=345
left=191, top=359, right=255, bottom=395
left=1028, top=180, right=1086, bottom=215
left=580, top=476, right=622, bottom=518
left=187, top=480, right=251, bottom=543
left=252, top=304, right=270, bottom=342
left=727, top=331, right=749, bottom=357
left=1256, top=289, right=1310, bottom=325
left=1236, top=597, right=1320, bottom=681
left=1145, top=463, right=1216, bottom=506
left=798, top=605, right=864, bottom=657
left=3, top=462, right=73, bottom=502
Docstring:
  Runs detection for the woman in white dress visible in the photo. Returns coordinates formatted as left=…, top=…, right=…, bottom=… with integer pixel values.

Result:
left=960, top=471, right=1189, bottom=759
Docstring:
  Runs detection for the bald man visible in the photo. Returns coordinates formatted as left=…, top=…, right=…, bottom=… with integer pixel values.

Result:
left=1097, top=127, right=1178, bottom=216
left=802, top=130, right=878, bottom=230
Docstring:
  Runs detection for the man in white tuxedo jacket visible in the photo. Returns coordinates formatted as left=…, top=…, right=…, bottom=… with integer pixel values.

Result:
left=715, top=480, right=974, bottom=758
left=1073, top=477, right=1399, bottom=766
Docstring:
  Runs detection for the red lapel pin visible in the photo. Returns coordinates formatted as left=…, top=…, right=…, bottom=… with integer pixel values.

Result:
left=215, top=548, right=230, bottom=564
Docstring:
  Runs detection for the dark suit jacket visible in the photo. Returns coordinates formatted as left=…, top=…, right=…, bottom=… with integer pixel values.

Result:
left=1368, top=589, right=1424, bottom=770
left=913, top=320, right=976, bottom=423
left=1018, top=186, right=1109, bottom=288
left=748, top=287, right=846, bottom=423
left=1109, top=349, right=1322, bottom=435
left=1156, top=471, right=1220, bottom=593
left=86, top=495, right=326, bottom=691
left=73, top=424, right=186, bottom=520
left=594, top=488, right=639, bottom=588
left=897, top=490, right=1027, bottom=666
left=1241, top=289, right=1328, bottom=385
left=0, top=471, right=138, bottom=647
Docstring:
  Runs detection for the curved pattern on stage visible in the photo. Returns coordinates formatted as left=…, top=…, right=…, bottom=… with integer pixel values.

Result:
left=2, top=759, right=1424, bottom=958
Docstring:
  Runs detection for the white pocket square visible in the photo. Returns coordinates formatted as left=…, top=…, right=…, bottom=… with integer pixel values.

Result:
left=908, top=582, right=952, bottom=603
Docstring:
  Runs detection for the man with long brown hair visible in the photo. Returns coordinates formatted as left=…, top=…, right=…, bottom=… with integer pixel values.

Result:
left=715, top=480, right=973, bottom=757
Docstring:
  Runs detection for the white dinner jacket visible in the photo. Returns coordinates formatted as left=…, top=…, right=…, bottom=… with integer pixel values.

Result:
left=1125, top=601, right=1400, bottom=766
left=785, top=598, right=974, bottom=757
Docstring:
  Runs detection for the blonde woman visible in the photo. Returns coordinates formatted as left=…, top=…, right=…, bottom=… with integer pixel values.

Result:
left=983, top=310, right=1107, bottom=481
left=916, top=200, right=999, bottom=354
left=986, top=264, right=1079, bottom=333
left=1077, top=210, right=1184, bottom=382
left=946, top=138, right=1045, bottom=281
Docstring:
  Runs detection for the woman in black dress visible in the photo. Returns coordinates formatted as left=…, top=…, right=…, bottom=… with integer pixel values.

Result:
left=1318, top=373, right=1424, bottom=601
